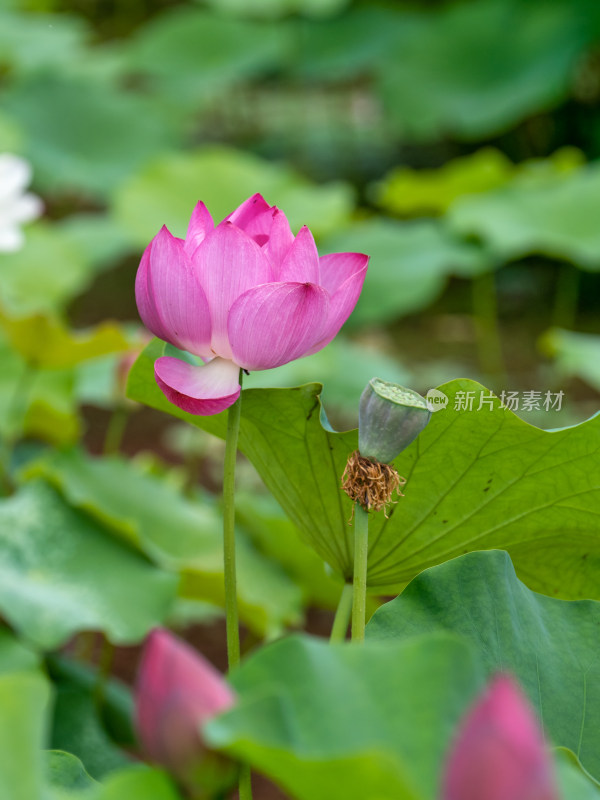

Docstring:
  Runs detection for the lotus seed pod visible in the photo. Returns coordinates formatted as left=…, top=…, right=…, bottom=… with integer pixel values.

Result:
left=358, top=378, right=431, bottom=464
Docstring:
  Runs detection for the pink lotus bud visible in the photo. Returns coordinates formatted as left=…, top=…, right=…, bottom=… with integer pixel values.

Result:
left=442, top=674, right=559, bottom=800
left=135, top=193, right=368, bottom=415
left=135, top=629, right=235, bottom=779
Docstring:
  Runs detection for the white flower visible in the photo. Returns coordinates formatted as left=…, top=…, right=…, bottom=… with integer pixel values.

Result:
left=0, top=154, right=43, bottom=252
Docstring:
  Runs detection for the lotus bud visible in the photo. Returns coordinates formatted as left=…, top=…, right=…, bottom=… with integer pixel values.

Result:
left=342, top=379, right=430, bottom=512
left=135, top=628, right=236, bottom=794
left=442, top=673, right=560, bottom=800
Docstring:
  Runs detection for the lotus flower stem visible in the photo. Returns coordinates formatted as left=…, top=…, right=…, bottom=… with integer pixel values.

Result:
left=223, top=370, right=244, bottom=671
left=239, top=764, right=253, bottom=800
left=351, top=503, right=370, bottom=642
left=330, top=583, right=353, bottom=642
left=471, top=271, right=506, bottom=381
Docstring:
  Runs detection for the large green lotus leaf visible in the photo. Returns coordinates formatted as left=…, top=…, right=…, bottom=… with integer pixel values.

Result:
left=320, top=218, right=489, bottom=325
left=206, top=633, right=483, bottom=800
left=373, top=147, right=583, bottom=217
left=235, top=491, right=343, bottom=609
left=23, top=449, right=302, bottom=637
left=0, top=670, right=50, bottom=800
left=126, top=8, right=288, bottom=106
left=111, top=146, right=354, bottom=246
left=540, top=328, right=600, bottom=393
left=378, top=0, right=600, bottom=141
left=0, top=222, right=92, bottom=315
left=4, top=73, right=177, bottom=198
left=0, top=481, right=177, bottom=649
left=449, top=162, right=600, bottom=269
left=0, top=627, right=40, bottom=675
left=129, top=346, right=600, bottom=598
left=367, top=550, right=600, bottom=780
left=0, top=312, right=132, bottom=370
left=0, top=10, right=88, bottom=74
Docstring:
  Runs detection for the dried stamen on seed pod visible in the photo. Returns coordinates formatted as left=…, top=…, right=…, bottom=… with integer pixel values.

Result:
left=341, top=450, right=406, bottom=515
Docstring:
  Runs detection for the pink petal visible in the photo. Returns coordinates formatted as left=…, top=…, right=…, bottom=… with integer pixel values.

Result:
left=319, top=252, right=369, bottom=294
left=442, top=674, right=559, bottom=800
left=225, top=192, right=271, bottom=231
left=184, top=201, right=214, bottom=255
left=277, top=225, right=319, bottom=283
left=135, top=628, right=235, bottom=774
left=192, top=221, right=273, bottom=359
left=263, top=208, right=295, bottom=268
left=228, top=281, right=329, bottom=370
left=305, top=255, right=368, bottom=355
left=135, top=226, right=212, bottom=357
left=154, top=356, right=240, bottom=416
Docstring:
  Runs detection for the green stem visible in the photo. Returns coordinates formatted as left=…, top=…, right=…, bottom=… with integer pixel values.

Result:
left=471, top=271, right=506, bottom=383
left=330, top=583, right=353, bottom=642
left=94, top=635, right=114, bottom=707
left=351, top=503, right=370, bottom=642
left=223, top=373, right=243, bottom=671
left=103, top=406, right=130, bottom=456
left=239, top=764, right=252, bottom=800
left=552, top=264, right=580, bottom=330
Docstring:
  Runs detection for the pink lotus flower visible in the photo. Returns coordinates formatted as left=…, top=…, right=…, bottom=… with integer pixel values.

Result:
left=135, top=628, right=235, bottom=777
left=135, top=193, right=368, bottom=415
left=442, top=674, right=559, bottom=800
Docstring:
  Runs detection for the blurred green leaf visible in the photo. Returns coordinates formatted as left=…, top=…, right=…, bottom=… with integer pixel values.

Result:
left=0, top=331, right=80, bottom=445
left=290, top=6, right=404, bottom=81
left=89, top=767, right=183, bottom=800
left=0, top=481, right=177, bottom=649
left=129, top=349, right=600, bottom=598
left=45, top=750, right=97, bottom=795
left=200, top=0, right=349, bottom=19
left=0, top=670, right=50, bottom=800
left=0, top=222, right=92, bottom=315
left=540, top=328, right=600, bottom=392
left=449, top=161, right=600, bottom=269
left=556, top=749, right=600, bottom=799
left=320, top=219, right=490, bottom=325
left=0, top=627, right=40, bottom=674
left=51, top=686, right=131, bottom=780
left=47, top=655, right=135, bottom=749
left=0, top=312, right=132, bottom=370
left=4, top=73, right=177, bottom=197
left=24, top=449, right=303, bottom=636
left=111, top=146, right=354, bottom=246
left=0, top=10, right=89, bottom=74
left=56, top=215, right=134, bottom=273
left=368, top=550, right=600, bottom=781
left=127, top=8, right=288, bottom=107
left=378, top=0, right=600, bottom=141
left=206, top=633, right=483, bottom=800
left=374, top=148, right=513, bottom=216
